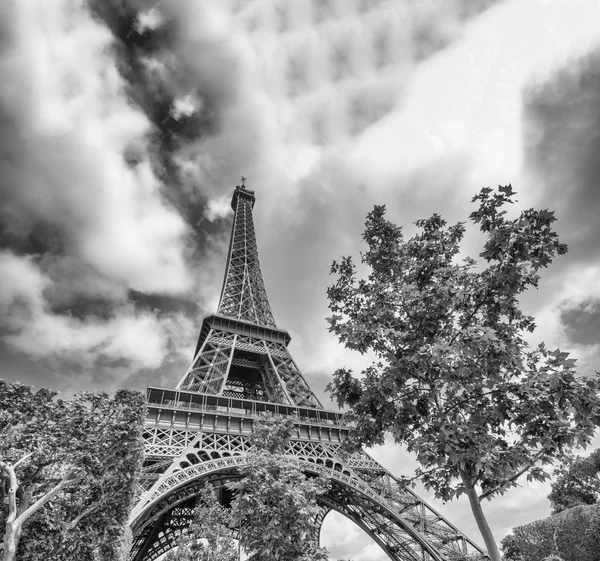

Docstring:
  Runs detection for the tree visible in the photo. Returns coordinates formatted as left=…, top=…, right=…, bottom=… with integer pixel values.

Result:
left=0, top=380, right=145, bottom=561
left=163, top=483, right=237, bottom=561
left=548, top=448, right=600, bottom=513
left=229, top=416, right=329, bottom=561
left=500, top=505, right=600, bottom=561
left=326, top=186, right=600, bottom=561
left=500, top=533, right=524, bottom=561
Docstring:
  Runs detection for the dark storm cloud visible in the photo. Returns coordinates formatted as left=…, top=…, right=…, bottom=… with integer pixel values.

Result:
left=519, top=43, right=600, bottom=378
left=457, top=0, right=503, bottom=21
left=523, top=46, right=600, bottom=261
left=0, top=0, right=211, bottom=389
left=86, top=0, right=247, bottom=239
left=561, top=300, right=600, bottom=347
left=0, top=0, right=513, bottom=397
left=0, top=97, right=66, bottom=255
left=411, top=0, right=506, bottom=62
left=127, top=289, right=200, bottom=317
left=86, top=0, right=203, bottom=215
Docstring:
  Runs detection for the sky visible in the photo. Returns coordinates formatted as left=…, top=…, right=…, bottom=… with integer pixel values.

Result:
left=1, top=0, right=600, bottom=559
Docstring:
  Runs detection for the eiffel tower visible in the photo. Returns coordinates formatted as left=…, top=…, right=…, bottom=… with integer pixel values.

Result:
left=128, top=182, right=487, bottom=561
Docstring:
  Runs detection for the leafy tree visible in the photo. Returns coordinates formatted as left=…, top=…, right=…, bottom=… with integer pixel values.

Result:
left=501, top=505, right=600, bottom=561
left=326, top=186, right=600, bottom=561
left=163, top=417, right=329, bottom=561
left=548, top=448, right=600, bottom=513
left=163, top=483, right=237, bottom=561
left=500, top=533, right=524, bottom=561
left=229, top=416, right=329, bottom=561
left=0, top=380, right=145, bottom=561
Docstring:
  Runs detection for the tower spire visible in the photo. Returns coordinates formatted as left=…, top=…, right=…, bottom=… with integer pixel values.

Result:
left=217, top=181, right=276, bottom=328
left=176, top=182, right=321, bottom=407
left=131, top=183, right=486, bottom=561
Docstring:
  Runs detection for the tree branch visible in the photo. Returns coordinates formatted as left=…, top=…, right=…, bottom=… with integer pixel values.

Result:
left=0, top=461, right=19, bottom=528
left=478, top=448, right=547, bottom=501
left=15, top=470, right=82, bottom=527
left=61, top=502, right=101, bottom=530
left=391, top=386, right=429, bottom=404
left=399, top=465, right=446, bottom=486
left=13, top=453, right=34, bottom=471
left=442, top=389, right=496, bottom=418
left=450, top=285, right=493, bottom=346
left=20, top=463, right=51, bottom=489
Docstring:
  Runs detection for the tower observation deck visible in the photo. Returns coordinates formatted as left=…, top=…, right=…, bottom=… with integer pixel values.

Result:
left=128, top=183, right=486, bottom=561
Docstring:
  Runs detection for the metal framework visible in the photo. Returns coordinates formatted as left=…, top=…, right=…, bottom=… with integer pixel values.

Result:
left=217, top=184, right=276, bottom=327
left=129, top=183, right=487, bottom=561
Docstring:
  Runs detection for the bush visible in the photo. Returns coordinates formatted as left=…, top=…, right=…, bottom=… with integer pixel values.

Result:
left=501, top=505, right=600, bottom=561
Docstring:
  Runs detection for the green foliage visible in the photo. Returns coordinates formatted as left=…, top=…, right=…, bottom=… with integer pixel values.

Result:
left=501, top=505, right=600, bottom=561
left=0, top=380, right=145, bottom=561
left=163, top=417, right=329, bottom=561
left=163, top=483, right=237, bottom=561
left=500, top=534, right=524, bottom=561
left=229, top=416, right=329, bottom=561
left=326, top=186, right=600, bottom=560
left=548, top=448, right=600, bottom=513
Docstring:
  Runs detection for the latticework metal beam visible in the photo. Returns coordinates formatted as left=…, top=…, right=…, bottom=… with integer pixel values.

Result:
left=217, top=185, right=276, bottom=327
left=130, top=184, right=487, bottom=561
left=130, top=412, right=486, bottom=561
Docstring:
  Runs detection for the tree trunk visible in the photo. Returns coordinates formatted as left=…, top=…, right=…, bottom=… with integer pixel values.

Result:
left=1, top=461, right=21, bottom=561
left=462, top=478, right=501, bottom=561
left=1, top=464, right=81, bottom=561
left=1, top=519, right=22, bottom=561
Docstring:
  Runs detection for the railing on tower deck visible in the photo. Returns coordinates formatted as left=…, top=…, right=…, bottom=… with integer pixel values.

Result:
left=146, top=386, right=350, bottom=429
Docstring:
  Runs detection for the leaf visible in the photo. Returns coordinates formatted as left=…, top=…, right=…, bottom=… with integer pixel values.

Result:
left=326, top=185, right=595, bottom=560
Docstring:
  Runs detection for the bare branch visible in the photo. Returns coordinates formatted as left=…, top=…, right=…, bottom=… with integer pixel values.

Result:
left=61, top=502, right=101, bottom=530
left=13, top=453, right=34, bottom=471
left=15, top=470, right=82, bottom=527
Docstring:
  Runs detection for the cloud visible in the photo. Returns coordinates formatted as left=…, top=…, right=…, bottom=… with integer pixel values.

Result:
left=321, top=512, right=366, bottom=558
left=527, top=264, right=600, bottom=378
left=518, top=39, right=600, bottom=375
left=2, top=1, right=599, bottom=557
left=0, top=1, right=193, bottom=293
left=203, top=196, right=233, bottom=222
left=561, top=299, right=600, bottom=347
left=0, top=251, right=49, bottom=333
left=0, top=0, right=200, bottom=387
left=0, top=250, right=195, bottom=387
left=524, top=45, right=600, bottom=262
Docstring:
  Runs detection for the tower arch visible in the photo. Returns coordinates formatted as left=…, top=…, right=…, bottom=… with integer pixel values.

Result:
left=130, top=184, right=485, bottom=561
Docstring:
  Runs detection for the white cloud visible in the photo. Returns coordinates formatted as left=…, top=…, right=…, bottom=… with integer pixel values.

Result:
left=204, top=195, right=233, bottom=222
left=0, top=251, right=49, bottom=329
left=0, top=0, right=197, bottom=372
left=136, top=9, right=165, bottom=33
left=321, top=511, right=386, bottom=561
left=171, top=94, right=201, bottom=120
left=2, top=0, right=600, bottom=556
left=526, top=263, right=600, bottom=376
left=0, top=251, right=188, bottom=373
left=353, top=0, right=600, bottom=205
left=3, top=0, right=192, bottom=295
left=78, top=159, right=192, bottom=294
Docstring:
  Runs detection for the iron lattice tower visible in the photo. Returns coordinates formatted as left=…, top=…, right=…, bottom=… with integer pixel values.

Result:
left=129, top=184, right=487, bottom=561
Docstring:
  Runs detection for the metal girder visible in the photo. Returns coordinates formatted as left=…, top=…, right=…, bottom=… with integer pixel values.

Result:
left=217, top=185, right=276, bottom=327
left=176, top=327, right=322, bottom=407
left=130, top=184, right=486, bottom=561
left=130, top=425, right=486, bottom=561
